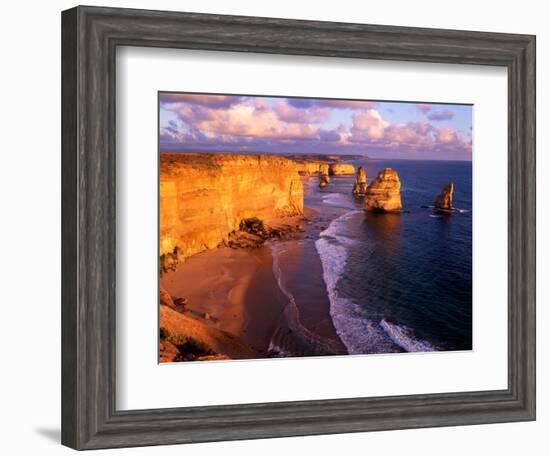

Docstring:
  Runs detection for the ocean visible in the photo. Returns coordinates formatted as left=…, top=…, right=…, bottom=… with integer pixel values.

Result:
left=269, top=159, right=472, bottom=356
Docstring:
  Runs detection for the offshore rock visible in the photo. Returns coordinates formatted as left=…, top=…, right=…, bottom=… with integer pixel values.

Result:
left=352, top=166, right=368, bottom=195
left=319, top=163, right=330, bottom=188
left=434, top=183, right=454, bottom=211
left=363, top=168, right=402, bottom=213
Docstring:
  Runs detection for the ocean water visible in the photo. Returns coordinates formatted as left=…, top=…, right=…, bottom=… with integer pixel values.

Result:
left=271, top=159, right=472, bottom=356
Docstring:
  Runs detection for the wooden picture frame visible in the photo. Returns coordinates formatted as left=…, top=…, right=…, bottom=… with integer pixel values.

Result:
left=61, top=5, right=536, bottom=450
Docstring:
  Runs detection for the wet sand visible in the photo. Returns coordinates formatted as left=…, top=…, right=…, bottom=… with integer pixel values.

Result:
left=161, top=208, right=347, bottom=360
left=161, top=244, right=287, bottom=356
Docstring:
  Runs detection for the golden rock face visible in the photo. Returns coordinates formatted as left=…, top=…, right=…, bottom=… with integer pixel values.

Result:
left=319, top=163, right=331, bottom=188
left=352, top=166, right=368, bottom=195
left=434, top=183, right=454, bottom=210
left=159, top=153, right=304, bottom=258
left=363, top=168, right=402, bottom=212
left=329, top=163, right=356, bottom=175
left=294, top=161, right=324, bottom=176
left=319, top=163, right=330, bottom=177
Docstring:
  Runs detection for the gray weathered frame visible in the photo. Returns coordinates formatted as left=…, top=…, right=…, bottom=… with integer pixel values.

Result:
left=61, top=5, right=536, bottom=450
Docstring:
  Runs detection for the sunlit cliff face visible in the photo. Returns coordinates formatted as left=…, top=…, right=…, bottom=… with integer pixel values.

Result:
left=159, top=153, right=304, bottom=258
left=363, top=168, right=403, bottom=213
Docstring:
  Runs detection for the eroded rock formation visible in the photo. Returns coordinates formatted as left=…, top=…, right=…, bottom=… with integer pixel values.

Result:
left=319, top=163, right=330, bottom=188
left=434, top=183, right=454, bottom=211
left=352, top=166, right=368, bottom=195
left=329, top=163, right=355, bottom=175
left=160, top=153, right=304, bottom=259
left=363, top=168, right=402, bottom=212
left=293, top=160, right=324, bottom=176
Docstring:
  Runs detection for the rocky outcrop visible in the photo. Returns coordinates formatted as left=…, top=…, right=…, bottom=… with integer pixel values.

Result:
left=352, top=166, right=368, bottom=195
left=363, top=168, right=402, bottom=213
left=293, top=160, right=324, bottom=176
left=434, top=183, right=454, bottom=210
left=329, top=163, right=355, bottom=175
left=160, top=305, right=256, bottom=361
left=159, top=285, right=176, bottom=309
left=319, top=163, right=331, bottom=188
left=160, top=153, right=304, bottom=259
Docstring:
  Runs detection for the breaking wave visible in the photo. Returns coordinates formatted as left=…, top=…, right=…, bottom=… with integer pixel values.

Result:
left=380, top=319, right=438, bottom=352
left=315, top=211, right=399, bottom=354
left=315, top=211, right=438, bottom=355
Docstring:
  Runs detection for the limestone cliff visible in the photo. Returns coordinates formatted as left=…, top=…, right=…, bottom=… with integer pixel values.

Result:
left=364, top=168, right=402, bottom=212
left=160, top=153, right=304, bottom=259
left=434, top=183, right=454, bottom=210
left=329, top=163, right=355, bottom=175
left=352, top=166, right=368, bottom=195
left=293, top=160, right=324, bottom=176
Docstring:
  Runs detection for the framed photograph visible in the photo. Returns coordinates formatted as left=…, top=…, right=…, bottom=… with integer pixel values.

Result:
left=61, top=5, right=536, bottom=450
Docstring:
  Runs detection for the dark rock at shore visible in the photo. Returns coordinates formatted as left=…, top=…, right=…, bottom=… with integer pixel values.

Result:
left=159, top=285, right=176, bottom=309
left=174, top=297, right=188, bottom=308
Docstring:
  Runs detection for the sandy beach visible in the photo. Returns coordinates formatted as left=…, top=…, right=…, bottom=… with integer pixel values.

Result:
left=161, top=243, right=288, bottom=358
left=160, top=207, right=347, bottom=361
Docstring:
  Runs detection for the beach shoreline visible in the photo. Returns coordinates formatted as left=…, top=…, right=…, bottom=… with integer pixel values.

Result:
left=160, top=206, right=346, bottom=362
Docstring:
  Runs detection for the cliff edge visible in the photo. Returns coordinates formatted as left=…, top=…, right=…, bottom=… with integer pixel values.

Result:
left=160, top=153, right=304, bottom=259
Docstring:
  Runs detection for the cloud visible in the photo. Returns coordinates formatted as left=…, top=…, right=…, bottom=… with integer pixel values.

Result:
left=350, top=109, right=389, bottom=140
left=273, top=101, right=329, bottom=124
left=188, top=103, right=317, bottom=140
left=160, top=93, right=245, bottom=109
left=435, top=127, right=459, bottom=144
left=427, top=109, right=455, bottom=121
left=286, top=98, right=376, bottom=110
left=317, top=129, right=341, bottom=142
left=160, top=94, right=471, bottom=159
left=416, top=103, right=432, bottom=113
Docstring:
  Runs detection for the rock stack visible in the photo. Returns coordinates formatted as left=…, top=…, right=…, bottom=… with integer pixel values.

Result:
left=352, top=166, right=368, bottom=195
left=434, top=183, right=454, bottom=211
left=363, top=168, right=402, bottom=213
left=319, top=163, right=330, bottom=188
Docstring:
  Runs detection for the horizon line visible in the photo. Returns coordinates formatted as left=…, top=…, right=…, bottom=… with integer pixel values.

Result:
left=159, top=149, right=472, bottom=162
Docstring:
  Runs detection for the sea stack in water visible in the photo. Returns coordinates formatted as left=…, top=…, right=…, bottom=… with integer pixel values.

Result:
left=352, top=166, right=368, bottom=195
left=434, top=183, right=454, bottom=211
left=363, top=168, right=402, bottom=212
left=319, top=163, right=330, bottom=188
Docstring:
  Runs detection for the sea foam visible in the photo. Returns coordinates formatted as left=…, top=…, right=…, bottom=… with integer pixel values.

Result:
left=321, top=193, right=358, bottom=210
left=268, top=241, right=343, bottom=356
left=315, top=211, right=397, bottom=354
left=315, top=211, right=438, bottom=355
left=380, top=319, right=437, bottom=352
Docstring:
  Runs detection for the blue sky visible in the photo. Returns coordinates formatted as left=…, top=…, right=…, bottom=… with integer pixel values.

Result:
left=159, top=93, right=472, bottom=160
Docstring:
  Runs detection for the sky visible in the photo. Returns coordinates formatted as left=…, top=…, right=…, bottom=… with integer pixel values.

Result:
left=159, top=93, right=472, bottom=160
